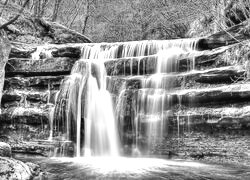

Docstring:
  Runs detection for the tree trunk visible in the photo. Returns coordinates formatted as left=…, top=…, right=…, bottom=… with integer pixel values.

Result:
left=0, top=0, right=10, bottom=17
left=82, top=15, right=89, bottom=34
left=33, top=0, right=39, bottom=17
left=52, top=0, right=62, bottom=22
left=81, top=0, right=91, bottom=34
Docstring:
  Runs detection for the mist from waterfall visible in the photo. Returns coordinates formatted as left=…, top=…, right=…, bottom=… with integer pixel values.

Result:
left=53, top=39, right=198, bottom=157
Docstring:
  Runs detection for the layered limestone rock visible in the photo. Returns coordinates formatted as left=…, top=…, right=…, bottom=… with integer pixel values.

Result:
left=0, top=14, right=91, bottom=156
left=1, top=19, right=250, bottom=165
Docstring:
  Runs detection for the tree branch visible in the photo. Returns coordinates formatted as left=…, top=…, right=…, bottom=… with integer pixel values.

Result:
left=0, top=0, right=9, bottom=17
left=0, top=0, right=30, bottom=30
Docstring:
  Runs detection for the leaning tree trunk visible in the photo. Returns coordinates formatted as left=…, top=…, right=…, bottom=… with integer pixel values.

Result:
left=0, top=30, right=11, bottom=113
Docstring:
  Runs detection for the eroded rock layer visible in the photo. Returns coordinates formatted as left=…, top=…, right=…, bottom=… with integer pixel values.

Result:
left=1, top=21, right=250, bottom=165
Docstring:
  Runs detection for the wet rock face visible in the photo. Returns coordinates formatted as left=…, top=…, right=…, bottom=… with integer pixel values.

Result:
left=103, top=36, right=250, bottom=163
left=6, top=57, right=77, bottom=77
left=0, top=142, right=11, bottom=157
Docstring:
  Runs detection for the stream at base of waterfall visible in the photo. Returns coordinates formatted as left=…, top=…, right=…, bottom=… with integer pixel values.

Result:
left=22, top=39, right=249, bottom=180
left=15, top=153, right=249, bottom=180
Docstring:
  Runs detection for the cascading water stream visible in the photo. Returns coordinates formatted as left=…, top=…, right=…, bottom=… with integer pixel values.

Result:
left=53, top=39, right=198, bottom=157
left=133, top=46, right=197, bottom=154
left=83, top=59, right=120, bottom=157
left=48, top=88, right=60, bottom=141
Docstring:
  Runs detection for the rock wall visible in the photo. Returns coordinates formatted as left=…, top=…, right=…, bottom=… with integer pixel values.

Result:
left=0, top=17, right=90, bottom=156
left=109, top=43, right=250, bottom=165
left=0, top=20, right=250, bottom=166
left=0, top=43, right=77, bottom=155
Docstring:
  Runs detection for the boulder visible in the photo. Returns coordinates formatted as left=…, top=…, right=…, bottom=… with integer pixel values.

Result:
left=0, top=142, right=11, bottom=157
left=0, top=157, right=35, bottom=180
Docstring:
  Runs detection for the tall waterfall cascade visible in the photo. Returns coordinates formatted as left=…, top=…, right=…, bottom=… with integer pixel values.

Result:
left=52, top=39, right=198, bottom=157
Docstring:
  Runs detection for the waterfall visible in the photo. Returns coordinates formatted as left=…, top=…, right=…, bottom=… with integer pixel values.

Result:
left=53, top=39, right=198, bottom=157
left=84, top=60, right=120, bottom=157
left=135, top=47, right=194, bottom=153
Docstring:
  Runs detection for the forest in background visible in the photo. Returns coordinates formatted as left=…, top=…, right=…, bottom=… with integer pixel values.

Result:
left=0, top=0, right=250, bottom=42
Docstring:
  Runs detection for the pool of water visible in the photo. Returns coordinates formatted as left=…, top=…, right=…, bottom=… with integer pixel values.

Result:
left=15, top=154, right=250, bottom=180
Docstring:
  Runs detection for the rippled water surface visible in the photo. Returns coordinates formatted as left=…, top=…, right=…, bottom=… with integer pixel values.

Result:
left=15, top=154, right=250, bottom=180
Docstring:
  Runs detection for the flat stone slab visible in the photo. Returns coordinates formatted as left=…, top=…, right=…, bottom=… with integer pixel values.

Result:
left=173, top=105, right=250, bottom=126
left=1, top=89, right=59, bottom=106
left=116, top=83, right=250, bottom=115
left=5, top=57, right=77, bottom=77
left=4, top=76, right=65, bottom=90
left=6, top=42, right=241, bottom=77
left=12, top=140, right=74, bottom=157
left=138, top=105, right=250, bottom=126
left=0, top=106, right=50, bottom=125
left=9, top=42, right=36, bottom=59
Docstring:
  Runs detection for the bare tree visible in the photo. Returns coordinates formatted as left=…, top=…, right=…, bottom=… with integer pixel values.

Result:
left=52, top=0, right=63, bottom=21
left=32, top=0, right=48, bottom=18
left=81, top=0, right=95, bottom=34
left=0, top=0, right=30, bottom=30
left=0, top=0, right=9, bottom=17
